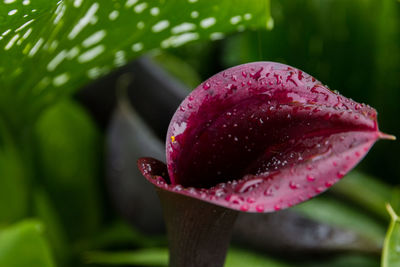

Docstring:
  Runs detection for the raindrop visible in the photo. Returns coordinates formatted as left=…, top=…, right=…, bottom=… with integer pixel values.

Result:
left=173, top=185, right=183, bottom=191
left=215, top=188, right=226, bottom=198
left=289, top=181, right=299, bottom=189
left=225, top=194, right=242, bottom=204
left=274, top=204, right=281, bottom=211
left=314, top=187, right=324, bottom=193
left=240, top=204, right=250, bottom=211
left=246, top=197, right=256, bottom=203
left=306, top=175, right=315, bottom=182
left=255, top=204, right=264, bottom=212
left=203, top=82, right=211, bottom=90
left=264, top=188, right=273, bottom=196
left=337, top=171, right=345, bottom=179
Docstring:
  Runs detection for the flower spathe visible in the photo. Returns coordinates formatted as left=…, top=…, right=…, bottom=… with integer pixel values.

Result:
left=138, top=61, right=392, bottom=213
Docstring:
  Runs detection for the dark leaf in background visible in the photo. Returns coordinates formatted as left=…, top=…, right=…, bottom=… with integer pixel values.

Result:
left=233, top=210, right=380, bottom=257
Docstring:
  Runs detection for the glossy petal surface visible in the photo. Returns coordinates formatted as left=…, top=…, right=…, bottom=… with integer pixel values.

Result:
left=140, top=62, right=386, bottom=212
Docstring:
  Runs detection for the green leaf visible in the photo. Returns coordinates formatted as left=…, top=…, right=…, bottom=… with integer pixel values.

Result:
left=85, top=247, right=291, bottom=267
left=75, top=221, right=166, bottom=252
left=0, top=120, right=29, bottom=225
left=299, top=254, right=380, bottom=267
left=225, top=248, right=291, bottom=267
left=391, top=188, right=400, bottom=214
left=0, top=220, right=56, bottom=267
left=381, top=204, right=400, bottom=267
left=35, top=99, right=102, bottom=240
left=151, top=51, right=201, bottom=89
left=0, top=0, right=272, bottom=129
left=294, top=196, right=385, bottom=244
left=330, top=171, right=393, bottom=220
left=33, top=188, right=69, bottom=264
left=85, top=248, right=168, bottom=266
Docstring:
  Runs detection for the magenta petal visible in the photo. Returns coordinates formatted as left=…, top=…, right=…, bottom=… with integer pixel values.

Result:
left=140, top=61, right=388, bottom=213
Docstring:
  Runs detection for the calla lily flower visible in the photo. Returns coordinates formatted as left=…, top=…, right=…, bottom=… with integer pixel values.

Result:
left=137, top=61, right=393, bottom=267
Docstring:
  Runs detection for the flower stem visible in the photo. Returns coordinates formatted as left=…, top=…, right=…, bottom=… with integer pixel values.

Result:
left=157, top=189, right=239, bottom=267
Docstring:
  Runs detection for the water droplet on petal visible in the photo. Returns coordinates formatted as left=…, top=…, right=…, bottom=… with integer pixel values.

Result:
left=256, top=204, right=265, bottom=212
left=240, top=204, right=250, bottom=211
left=289, top=181, right=300, bottom=189
left=246, top=197, right=256, bottom=203
left=203, top=82, right=211, bottom=90
left=337, top=171, right=345, bottom=179
left=315, top=187, right=324, bottom=193
left=173, top=185, right=183, bottom=191
left=306, top=175, right=315, bottom=182
left=264, top=188, right=273, bottom=196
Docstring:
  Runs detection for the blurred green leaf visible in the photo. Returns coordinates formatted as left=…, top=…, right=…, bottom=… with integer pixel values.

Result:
left=294, top=196, right=385, bottom=244
left=381, top=204, right=400, bottom=267
left=391, top=188, right=400, bottom=214
left=331, top=171, right=393, bottom=220
left=33, top=188, right=69, bottom=265
left=299, top=254, right=379, bottom=267
left=85, top=247, right=291, bottom=267
left=85, top=248, right=168, bottom=266
left=225, top=248, right=290, bottom=267
left=151, top=51, right=201, bottom=89
left=0, top=0, right=272, bottom=130
left=35, top=100, right=102, bottom=240
left=75, top=221, right=166, bottom=252
left=0, top=120, right=29, bottom=225
left=0, top=220, right=55, bottom=267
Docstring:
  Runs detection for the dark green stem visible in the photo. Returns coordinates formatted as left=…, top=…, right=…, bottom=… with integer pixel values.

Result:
left=157, top=189, right=238, bottom=267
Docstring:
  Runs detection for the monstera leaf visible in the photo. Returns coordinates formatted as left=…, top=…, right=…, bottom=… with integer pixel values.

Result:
left=0, top=0, right=272, bottom=131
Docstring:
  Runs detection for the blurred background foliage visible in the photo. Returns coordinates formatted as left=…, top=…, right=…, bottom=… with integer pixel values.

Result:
left=0, top=0, right=399, bottom=266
